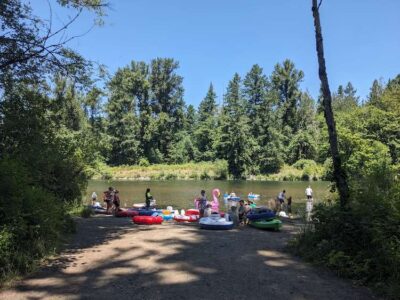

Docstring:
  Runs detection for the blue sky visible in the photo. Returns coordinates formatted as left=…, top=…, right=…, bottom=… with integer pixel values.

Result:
left=34, top=0, right=400, bottom=107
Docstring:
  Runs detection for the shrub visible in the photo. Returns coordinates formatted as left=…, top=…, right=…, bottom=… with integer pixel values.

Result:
left=138, top=158, right=150, bottom=167
left=165, top=173, right=178, bottom=180
left=290, top=166, right=400, bottom=298
left=200, top=171, right=211, bottom=180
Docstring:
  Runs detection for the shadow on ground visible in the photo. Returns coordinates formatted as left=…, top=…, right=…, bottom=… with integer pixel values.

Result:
left=1, top=215, right=376, bottom=300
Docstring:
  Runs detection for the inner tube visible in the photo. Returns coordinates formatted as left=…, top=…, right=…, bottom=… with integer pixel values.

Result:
left=132, top=215, right=163, bottom=225
left=247, top=209, right=275, bottom=221
left=115, top=209, right=139, bottom=218
left=88, top=205, right=107, bottom=214
left=174, top=214, right=199, bottom=222
left=138, top=209, right=158, bottom=216
left=249, top=218, right=282, bottom=230
left=159, top=213, right=174, bottom=221
left=199, top=216, right=234, bottom=230
left=185, top=209, right=200, bottom=216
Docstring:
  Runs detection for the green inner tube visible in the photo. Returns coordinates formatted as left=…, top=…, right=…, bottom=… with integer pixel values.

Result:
left=250, top=218, right=282, bottom=230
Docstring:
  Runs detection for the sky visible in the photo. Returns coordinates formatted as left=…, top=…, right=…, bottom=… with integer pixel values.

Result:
left=34, top=0, right=400, bottom=107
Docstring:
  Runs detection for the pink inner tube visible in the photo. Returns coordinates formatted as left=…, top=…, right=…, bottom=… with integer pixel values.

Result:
left=132, top=215, right=163, bottom=225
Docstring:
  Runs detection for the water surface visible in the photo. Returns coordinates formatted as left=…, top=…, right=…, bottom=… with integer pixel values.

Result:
left=86, top=180, right=331, bottom=210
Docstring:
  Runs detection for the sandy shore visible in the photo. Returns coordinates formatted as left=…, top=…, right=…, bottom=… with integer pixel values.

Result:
left=0, top=215, right=376, bottom=300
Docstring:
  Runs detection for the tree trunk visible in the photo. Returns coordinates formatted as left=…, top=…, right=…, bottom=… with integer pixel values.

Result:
left=311, top=0, right=350, bottom=207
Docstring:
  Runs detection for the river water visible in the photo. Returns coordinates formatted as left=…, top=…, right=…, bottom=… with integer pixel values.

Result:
left=86, top=180, right=331, bottom=210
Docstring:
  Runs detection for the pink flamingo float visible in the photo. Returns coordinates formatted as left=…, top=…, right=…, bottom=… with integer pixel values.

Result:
left=211, top=188, right=220, bottom=212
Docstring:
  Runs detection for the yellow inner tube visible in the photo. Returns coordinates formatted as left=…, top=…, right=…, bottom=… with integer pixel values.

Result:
left=162, top=209, right=171, bottom=215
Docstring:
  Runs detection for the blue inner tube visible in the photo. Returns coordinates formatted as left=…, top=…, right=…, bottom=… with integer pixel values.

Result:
left=138, top=209, right=157, bottom=216
left=247, top=210, right=275, bottom=221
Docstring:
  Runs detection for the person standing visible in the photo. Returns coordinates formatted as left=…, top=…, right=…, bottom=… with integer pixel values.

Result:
left=145, top=188, right=153, bottom=209
left=113, top=190, right=120, bottom=212
left=305, top=185, right=313, bottom=221
left=276, top=190, right=286, bottom=211
left=91, top=191, right=98, bottom=206
left=103, top=187, right=114, bottom=214
left=198, top=190, right=207, bottom=218
left=305, top=185, right=313, bottom=200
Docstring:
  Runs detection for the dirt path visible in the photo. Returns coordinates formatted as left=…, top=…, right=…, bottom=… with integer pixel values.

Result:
left=1, top=216, right=376, bottom=300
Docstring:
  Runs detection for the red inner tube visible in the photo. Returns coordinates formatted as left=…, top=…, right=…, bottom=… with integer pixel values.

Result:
left=185, top=209, right=200, bottom=216
left=132, top=215, right=163, bottom=225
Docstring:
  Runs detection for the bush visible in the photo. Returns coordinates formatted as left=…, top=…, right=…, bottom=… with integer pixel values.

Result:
left=200, top=171, right=211, bottom=180
left=139, top=158, right=150, bottom=167
left=213, top=159, right=228, bottom=180
left=290, top=167, right=400, bottom=298
left=0, top=159, right=66, bottom=281
left=165, top=173, right=178, bottom=180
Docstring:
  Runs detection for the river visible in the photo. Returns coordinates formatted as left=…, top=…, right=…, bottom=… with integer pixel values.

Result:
left=86, top=180, right=332, bottom=211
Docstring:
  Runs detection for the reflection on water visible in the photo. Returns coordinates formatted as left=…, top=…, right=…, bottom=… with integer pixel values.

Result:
left=86, top=180, right=332, bottom=210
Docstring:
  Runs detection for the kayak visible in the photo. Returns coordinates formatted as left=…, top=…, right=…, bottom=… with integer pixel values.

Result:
left=199, top=215, right=234, bottom=230
left=249, top=219, right=282, bottom=230
left=248, top=194, right=260, bottom=199
left=247, top=209, right=275, bottom=221
left=132, top=215, right=163, bottom=225
left=174, top=214, right=199, bottom=222
left=115, top=209, right=139, bottom=218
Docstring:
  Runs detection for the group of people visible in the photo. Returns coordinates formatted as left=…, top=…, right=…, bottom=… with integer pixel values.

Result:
left=274, top=185, right=313, bottom=215
left=90, top=185, right=314, bottom=217
left=91, top=187, right=121, bottom=214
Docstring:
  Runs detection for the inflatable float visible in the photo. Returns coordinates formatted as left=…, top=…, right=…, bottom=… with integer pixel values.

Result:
left=246, top=209, right=275, bottom=221
left=185, top=209, right=200, bottom=216
left=199, top=214, right=234, bottom=230
left=247, top=193, right=260, bottom=200
left=159, top=213, right=174, bottom=221
left=249, top=219, right=282, bottom=231
left=115, top=209, right=139, bottom=218
left=132, top=199, right=156, bottom=208
left=88, top=205, right=107, bottom=214
left=132, top=215, right=163, bottom=225
left=174, top=214, right=199, bottom=222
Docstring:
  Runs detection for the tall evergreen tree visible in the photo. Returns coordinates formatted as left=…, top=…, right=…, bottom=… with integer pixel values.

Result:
left=271, top=59, right=304, bottom=132
left=149, top=58, right=185, bottom=161
left=216, top=74, right=253, bottom=178
left=332, top=82, right=359, bottom=111
left=195, top=83, right=218, bottom=161
left=243, top=64, right=269, bottom=137
left=106, top=67, right=141, bottom=165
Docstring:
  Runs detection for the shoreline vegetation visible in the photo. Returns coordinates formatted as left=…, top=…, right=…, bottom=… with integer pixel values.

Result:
left=92, top=159, right=326, bottom=181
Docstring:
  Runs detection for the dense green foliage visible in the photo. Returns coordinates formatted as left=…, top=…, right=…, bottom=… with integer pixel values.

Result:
left=291, top=77, right=400, bottom=298
left=0, top=0, right=104, bottom=282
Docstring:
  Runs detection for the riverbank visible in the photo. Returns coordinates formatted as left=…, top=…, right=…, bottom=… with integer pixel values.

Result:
left=0, top=215, right=374, bottom=299
left=93, top=160, right=325, bottom=181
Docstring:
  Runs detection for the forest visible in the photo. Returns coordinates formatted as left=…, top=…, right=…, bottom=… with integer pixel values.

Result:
left=0, top=0, right=399, bottom=297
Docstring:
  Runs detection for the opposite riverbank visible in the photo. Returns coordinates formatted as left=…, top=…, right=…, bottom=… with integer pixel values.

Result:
left=93, top=160, right=326, bottom=182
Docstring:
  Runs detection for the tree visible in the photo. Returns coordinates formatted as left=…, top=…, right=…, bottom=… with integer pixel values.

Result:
left=149, top=58, right=185, bottom=160
left=243, top=64, right=269, bottom=137
left=312, top=0, right=349, bottom=207
left=106, top=67, right=141, bottom=165
left=271, top=59, right=304, bottom=133
left=0, top=0, right=107, bottom=86
left=367, top=79, right=384, bottom=107
left=332, top=82, right=359, bottom=112
left=195, top=83, right=218, bottom=161
left=216, top=73, right=253, bottom=178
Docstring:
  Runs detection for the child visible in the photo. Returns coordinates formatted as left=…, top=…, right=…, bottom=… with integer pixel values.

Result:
left=238, top=200, right=246, bottom=225
left=204, top=204, right=212, bottom=217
